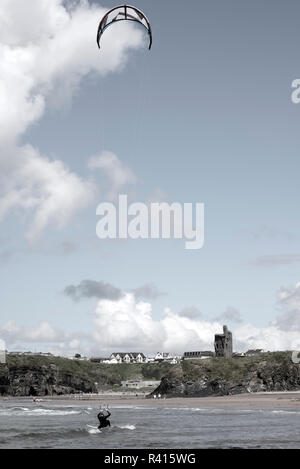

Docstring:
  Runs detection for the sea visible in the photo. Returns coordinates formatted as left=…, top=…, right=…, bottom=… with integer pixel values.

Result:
left=0, top=398, right=299, bottom=449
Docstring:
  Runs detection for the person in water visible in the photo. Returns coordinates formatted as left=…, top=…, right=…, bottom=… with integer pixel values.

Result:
left=97, top=409, right=111, bottom=429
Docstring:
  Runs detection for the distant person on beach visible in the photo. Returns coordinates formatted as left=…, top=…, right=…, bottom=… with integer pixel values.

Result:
left=97, top=409, right=111, bottom=429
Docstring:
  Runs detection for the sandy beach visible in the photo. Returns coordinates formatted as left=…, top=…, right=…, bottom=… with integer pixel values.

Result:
left=10, top=391, right=300, bottom=409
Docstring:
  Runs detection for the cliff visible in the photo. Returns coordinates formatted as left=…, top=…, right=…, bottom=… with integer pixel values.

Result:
left=1, top=352, right=299, bottom=397
left=152, top=352, right=300, bottom=397
left=0, top=358, right=97, bottom=396
left=0, top=355, right=171, bottom=396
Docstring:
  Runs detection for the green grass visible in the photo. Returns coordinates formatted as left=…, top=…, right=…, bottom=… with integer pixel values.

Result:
left=5, top=355, right=173, bottom=387
left=181, top=352, right=292, bottom=382
left=5, top=352, right=293, bottom=392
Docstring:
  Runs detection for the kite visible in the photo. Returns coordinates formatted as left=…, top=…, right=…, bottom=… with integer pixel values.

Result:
left=97, top=5, right=152, bottom=50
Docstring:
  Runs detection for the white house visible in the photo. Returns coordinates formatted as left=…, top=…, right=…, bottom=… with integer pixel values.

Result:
left=245, top=349, right=266, bottom=356
left=102, top=357, right=118, bottom=364
left=121, top=380, right=161, bottom=389
left=154, top=352, right=181, bottom=364
left=109, top=353, right=147, bottom=364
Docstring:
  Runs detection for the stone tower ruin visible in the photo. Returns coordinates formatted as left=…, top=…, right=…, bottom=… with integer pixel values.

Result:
left=214, top=325, right=233, bottom=358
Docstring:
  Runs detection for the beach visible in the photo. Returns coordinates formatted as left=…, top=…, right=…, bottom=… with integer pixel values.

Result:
left=7, top=390, right=300, bottom=409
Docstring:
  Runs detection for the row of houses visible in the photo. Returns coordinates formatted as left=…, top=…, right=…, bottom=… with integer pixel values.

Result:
left=183, top=349, right=266, bottom=360
left=90, top=352, right=181, bottom=364
left=89, top=349, right=267, bottom=364
left=7, top=351, right=54, bottom=357
left=5, top=348, right=267, bottom=363
left=232, top=349, right=266, bottom=357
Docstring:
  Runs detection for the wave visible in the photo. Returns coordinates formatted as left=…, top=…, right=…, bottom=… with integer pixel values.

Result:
left=116, top=424, right=136, bottom=430
left=189, top=407, right=258, bottom=414
left=0, top=406, right=29, bottom=413
left=86, top=425, right=101, bottom=434
left=109, top=405, right=156, bottom=410
left=25, top=408, right=81, bottom=416
left=85, top=423, right=136, bottom=434
left=9, top=427, right=91, bottom=441
left=271, top=410, right=300, bottom=415
left=0, top=406, right=82, bottom=416
left=190, top=407, right=226, bottom=413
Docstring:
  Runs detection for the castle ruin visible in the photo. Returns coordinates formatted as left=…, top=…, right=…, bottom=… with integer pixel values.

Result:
left=214, top=325, right=233, bottom=358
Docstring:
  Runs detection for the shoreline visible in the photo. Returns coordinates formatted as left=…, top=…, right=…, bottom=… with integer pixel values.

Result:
left=1, top=391, right=300, bottom=409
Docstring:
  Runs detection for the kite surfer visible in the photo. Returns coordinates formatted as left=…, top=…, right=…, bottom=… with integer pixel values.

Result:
left=97, top=409, right=111, bottom=429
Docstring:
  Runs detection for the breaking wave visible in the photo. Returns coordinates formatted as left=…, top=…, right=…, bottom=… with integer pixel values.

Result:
left=86, top=425, right=101, bottom=434
left=271, top=410, right=300, bottom=415
left=116, top=424, right=136, bottom=430
left=0, top=406, right=82, bottom=416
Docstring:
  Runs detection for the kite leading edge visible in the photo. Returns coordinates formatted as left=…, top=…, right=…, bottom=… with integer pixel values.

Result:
left=97, top=4, right=152, bottom=50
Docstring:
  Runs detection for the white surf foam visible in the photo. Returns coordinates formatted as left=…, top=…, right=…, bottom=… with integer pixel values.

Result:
left=117, top=424, right=136, bottom=430
left=0, top=407, right=81, bottom=416
left=271, top=410, right=300, bottom=415
left=86, top=425, right=101, bottom=434
left=28, top=408, right=80, bottom=415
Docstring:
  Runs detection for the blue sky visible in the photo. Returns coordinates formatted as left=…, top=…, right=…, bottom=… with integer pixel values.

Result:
left=0, top=0, right=300, bottom=355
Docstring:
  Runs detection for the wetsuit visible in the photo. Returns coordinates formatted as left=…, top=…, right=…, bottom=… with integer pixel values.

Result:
left=97, top=410, right=111, bottom=429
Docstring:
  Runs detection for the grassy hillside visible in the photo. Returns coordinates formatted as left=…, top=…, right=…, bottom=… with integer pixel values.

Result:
left=153, top=351, right=300, bottom=397
left=181, top=352, right=294, bottom=382
left=3, top=354, right=173, bottom=391
left=2, top=352, right=298, bottom=397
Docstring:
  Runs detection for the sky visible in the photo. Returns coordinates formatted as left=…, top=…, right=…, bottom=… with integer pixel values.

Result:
left=0, top=0, right=300, bottom=357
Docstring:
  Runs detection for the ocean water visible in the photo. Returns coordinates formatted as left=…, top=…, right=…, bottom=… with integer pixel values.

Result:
left=0, top=399, right=299, bottom=449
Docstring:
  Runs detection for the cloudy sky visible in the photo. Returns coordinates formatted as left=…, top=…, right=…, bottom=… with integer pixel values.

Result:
left=1, top=0, right=300, bottom=357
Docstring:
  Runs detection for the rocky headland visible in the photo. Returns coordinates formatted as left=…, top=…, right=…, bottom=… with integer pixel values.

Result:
left=152, top=352, right=300, bottom=397
left=0, top=354, right=170, bottom=396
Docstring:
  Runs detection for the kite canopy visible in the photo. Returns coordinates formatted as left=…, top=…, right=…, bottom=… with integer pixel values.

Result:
left=97, top=4, right=152, bottom=50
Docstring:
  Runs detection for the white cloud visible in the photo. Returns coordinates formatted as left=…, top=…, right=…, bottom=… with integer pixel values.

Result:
left=146, top=188, right=169, bottom=205
left=252, top=254, right=300, bottom=267
left=177, top=306, right=202, bottom=319
left=234, top=323, right=300, bottom=351
left=277, top=282, right=300, bottom=309
left=0, top=319, right=86, bottom=356
left=88, top=151, right=137, bottom=201
left=0, top=144, right=96, bottom=242
left=132, top=282, right=166, bottom=300
left=0, top=320, right=68, bottom=344
left=3, top=283, right=300, bottom=356
left=0, top=0, right=143, bottom=240
left=0, top=0, right=69, bottom=47
left=91, top=291, right=300, bottom=354
left=274, top=282, right=300, bottom=332
left=64, top=279, right=124, bottom=301
left=214, top=306, right=243, bottom=324
left=0, top=0, right=144, bottom=140
left=93, top=293, right=164, bottom=351
left=92, top=293, right=223, bottom=353
left=69, top=338, right=81, bottom=350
